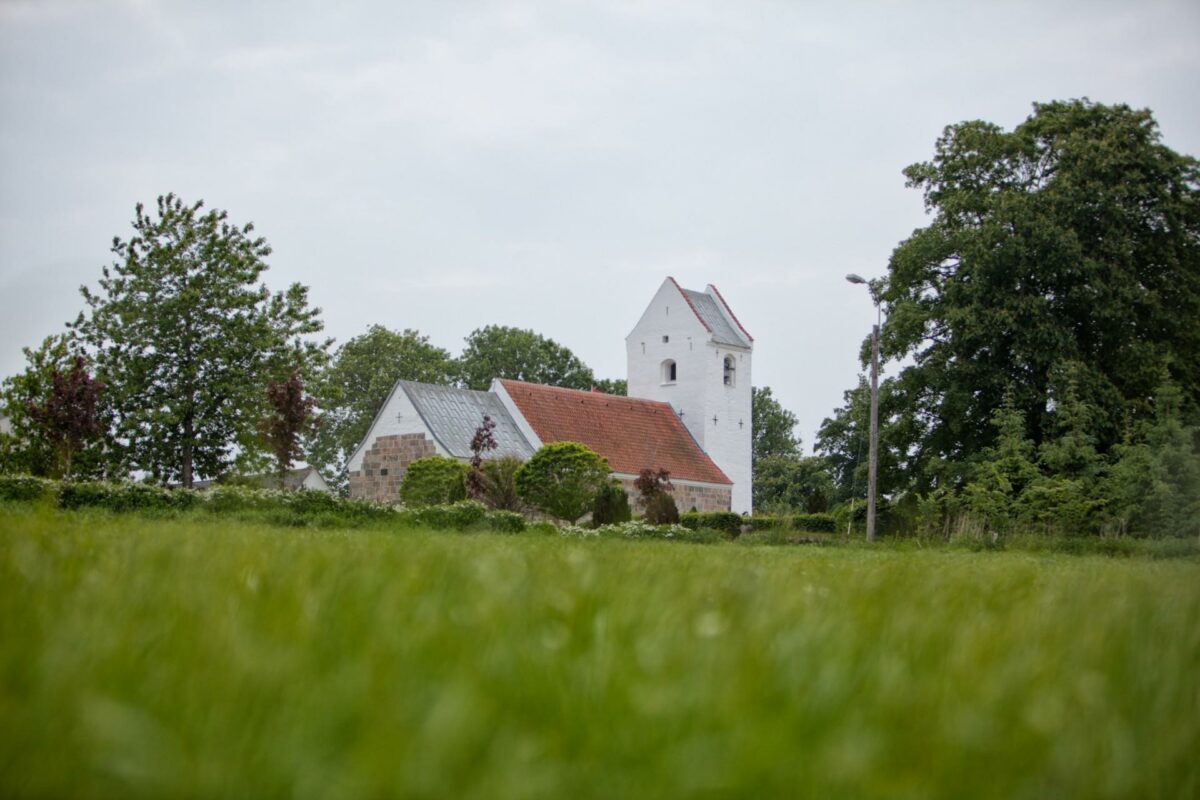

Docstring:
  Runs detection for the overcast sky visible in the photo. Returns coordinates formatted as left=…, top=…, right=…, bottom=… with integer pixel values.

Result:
left=2, top=0, right=1198, bottom=448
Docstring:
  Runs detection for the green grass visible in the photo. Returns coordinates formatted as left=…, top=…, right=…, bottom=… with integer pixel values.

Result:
left=1, top=506, right=1198, bottom=798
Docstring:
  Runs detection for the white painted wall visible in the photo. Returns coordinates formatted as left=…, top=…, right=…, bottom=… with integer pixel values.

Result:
left=626, top=279, right=753, bottom=513
left=346, top=383, right=450, bottom=473
left=301, top=470, right=331, bottom=493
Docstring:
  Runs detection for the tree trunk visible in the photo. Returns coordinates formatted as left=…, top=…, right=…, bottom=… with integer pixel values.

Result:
left=182, top=415, right=194, bottom=489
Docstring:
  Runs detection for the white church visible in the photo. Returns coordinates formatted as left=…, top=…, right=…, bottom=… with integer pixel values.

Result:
left=348, top=277, right=754, bottom=514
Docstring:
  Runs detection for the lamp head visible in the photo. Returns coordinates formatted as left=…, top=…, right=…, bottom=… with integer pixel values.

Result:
left=845, top=273, right=867, bottom=285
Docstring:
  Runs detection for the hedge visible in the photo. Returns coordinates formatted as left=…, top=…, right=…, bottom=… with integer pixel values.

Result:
left=0, top=475, right=509, bottom=532
left=680, top=511, right=744, bottom=536
left=791, top=513, right=836, bottom=533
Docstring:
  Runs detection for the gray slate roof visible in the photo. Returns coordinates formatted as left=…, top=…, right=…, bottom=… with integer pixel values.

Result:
left=683, top=289, right=751, bottom=348
left=398, top=381, right=535, bottom=460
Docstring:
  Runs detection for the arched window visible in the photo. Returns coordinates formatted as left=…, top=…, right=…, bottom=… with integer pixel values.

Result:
left=723, top=355, right=736, bottom=386
left=662, top=359, right=677, bottom=384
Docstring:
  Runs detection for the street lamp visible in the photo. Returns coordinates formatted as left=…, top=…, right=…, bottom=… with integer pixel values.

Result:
left=845, top=273, right=879, bottom=543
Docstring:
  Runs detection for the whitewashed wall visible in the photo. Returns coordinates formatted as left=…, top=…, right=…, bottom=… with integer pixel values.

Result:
left=626, top=279, right=754, bottom=514
left=346, top=384, right=449, bottom=473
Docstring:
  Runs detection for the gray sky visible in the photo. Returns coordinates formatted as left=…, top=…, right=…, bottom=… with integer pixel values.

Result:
left=2, top=0, right=1198, bottom=448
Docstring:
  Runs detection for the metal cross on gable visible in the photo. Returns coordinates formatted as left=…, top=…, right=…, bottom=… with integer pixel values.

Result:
left=712, top=414, right=719, bottom=425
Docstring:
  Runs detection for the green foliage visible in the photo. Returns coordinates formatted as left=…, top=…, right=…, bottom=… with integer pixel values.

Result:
left=401, top=500, right=487, bottom=530
left=5, top=505, right=1196, bottom=797
left=475, top=456, right=524, bottom=512
left=753, top=454, right=834, bottom=513
left=484, top=510, right=527, bottom=534
left=791, top=513, right=837, bottom=533
left=515, top=442, right=610, bottom=523
left=642, top=491, right=680, bottom=526
left=680, top=511, right=743, bottom=536
left=591, top=482, right=632, bottom=527
left=457, top=325, right=595, bottom=391
left=751, top=386, right=800, bottom=465
left=71, top=194, right=327, bottom=488
left=815, top=376, right=913, bottom=503
left=0, top=336, right=107, bottom=479
left=310, top=326, right=455, bottom=491
left=592, top=378, right=627, bottom=396
left=875, top=100, right=1200, bottom=490
left=399, top=456, right=469, bottom=507
left=0, top=475, right=57, bottom=503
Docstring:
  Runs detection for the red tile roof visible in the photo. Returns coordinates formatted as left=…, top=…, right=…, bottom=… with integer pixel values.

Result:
left=499, top=379, right=732, bottom=485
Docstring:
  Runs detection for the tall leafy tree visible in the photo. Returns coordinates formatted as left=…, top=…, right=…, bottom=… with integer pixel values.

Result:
left=877, top=100, right=1200, bottom=487
left=456, top=325, right=595, bottom=391
left=310, top=326, right=455, bottom=490
left=751, top=386, right=801, bottom=465
left=754, top=455, right=834, bottom=514
left=72, top=194, right=326, bottom=487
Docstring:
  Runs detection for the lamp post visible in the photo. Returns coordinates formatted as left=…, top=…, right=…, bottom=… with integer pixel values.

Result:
left=845, top=273, right=879, bottom=543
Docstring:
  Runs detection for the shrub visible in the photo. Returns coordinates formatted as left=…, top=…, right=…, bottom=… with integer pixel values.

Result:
left=680, top=511, right=742, bottom=536
left=592, top=482, right=632, bottom=527
left=479, top=456, right=525, bottom=512
left=516, top=442, right=610, bottom=523
left=0, top=474, right=57, bottom=503
left=643, top=491, right=680, bottom=525
left=405, top=500, right=487, bottom=530
left=748, top=515, right=785, bottom=531
left=790, top=513, right=836, bottom=533
left=485, top=510, right=526, bottom=534
left=400, top=456, right=469, bottom=507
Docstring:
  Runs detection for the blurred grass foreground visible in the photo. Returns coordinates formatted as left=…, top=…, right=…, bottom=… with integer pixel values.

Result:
left=2, top=505, right=1198, bottom=798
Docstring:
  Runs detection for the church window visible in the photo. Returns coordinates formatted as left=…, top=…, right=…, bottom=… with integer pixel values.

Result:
left=662, top=359, right=677, bottom=384
left=723, top=355, right=736, bottom=386
left=662, top=335, right=669, bottom=343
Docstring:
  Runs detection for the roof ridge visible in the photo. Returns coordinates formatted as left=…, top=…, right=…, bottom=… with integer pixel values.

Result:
left=667, top=276, right=713, bottom=335
left=707, top=284, right=753, bottom=343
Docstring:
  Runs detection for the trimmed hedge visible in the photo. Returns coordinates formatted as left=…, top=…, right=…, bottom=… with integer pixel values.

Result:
left=791, top=513, right=836, bottom=533
left=0, top=474, right=497, bottom=531
left=680, top=511, right=743, bottom=536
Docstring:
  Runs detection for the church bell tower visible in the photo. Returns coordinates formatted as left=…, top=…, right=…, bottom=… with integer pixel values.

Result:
left=625, top=277, right=753, bottom=514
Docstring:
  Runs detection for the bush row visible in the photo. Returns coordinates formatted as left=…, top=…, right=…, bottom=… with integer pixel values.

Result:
left=679, top=511, right=837, bottom=536
left=0, top=476, right=525, bottom=534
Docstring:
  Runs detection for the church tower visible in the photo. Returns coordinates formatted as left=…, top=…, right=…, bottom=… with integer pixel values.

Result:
left=626, top=278, right=753, bottom=514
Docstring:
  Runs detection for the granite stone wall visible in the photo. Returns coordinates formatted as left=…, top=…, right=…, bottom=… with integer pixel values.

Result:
left=348, top=433, right=438, bottom=504
left=616, top=476, right=732, bottom=514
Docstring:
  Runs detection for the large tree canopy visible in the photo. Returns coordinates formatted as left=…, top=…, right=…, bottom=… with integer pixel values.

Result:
left=72, top=194, right=326, bottom=487
left=877, top=99, right=1200, bottom=487
left=456, top=325, right=595, bottom=391
left=310, top=326, right=455, bottom=489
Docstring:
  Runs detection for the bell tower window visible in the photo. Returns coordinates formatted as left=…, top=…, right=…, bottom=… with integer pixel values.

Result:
left=662, top=359, right=677, bottom=384
left=723, top=355, right=736, bottom=386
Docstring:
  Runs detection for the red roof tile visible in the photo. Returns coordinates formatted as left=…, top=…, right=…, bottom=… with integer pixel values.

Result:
left=499, top=379, right=732, bottom=485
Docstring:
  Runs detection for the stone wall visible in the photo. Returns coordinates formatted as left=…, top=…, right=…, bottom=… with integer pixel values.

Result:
left=616, top=476, right=732, bottom=514
left=348, top=433, right=438, bottom=504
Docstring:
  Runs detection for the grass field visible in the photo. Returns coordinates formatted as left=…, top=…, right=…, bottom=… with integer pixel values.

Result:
left=1, top=505, right=1198, bottom=798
